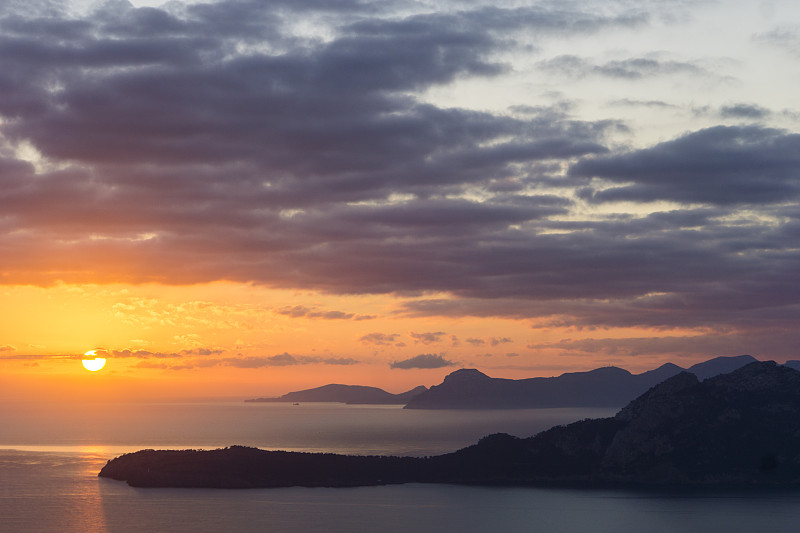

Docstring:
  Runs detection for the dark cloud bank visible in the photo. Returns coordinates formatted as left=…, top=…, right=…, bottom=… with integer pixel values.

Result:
left=1, top=0, right=799, bottom=358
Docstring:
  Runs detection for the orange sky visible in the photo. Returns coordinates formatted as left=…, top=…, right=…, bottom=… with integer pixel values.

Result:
left=0, top=281, right=759, bottom=402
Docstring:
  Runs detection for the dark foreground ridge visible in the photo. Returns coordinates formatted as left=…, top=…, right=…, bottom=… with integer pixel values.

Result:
left=100, top=362, right=800, bottom=489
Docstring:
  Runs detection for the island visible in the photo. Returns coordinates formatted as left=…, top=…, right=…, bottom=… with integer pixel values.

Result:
left=100, top=361, right=800, bottom=489
left=246, top=384, right=427, bottom=405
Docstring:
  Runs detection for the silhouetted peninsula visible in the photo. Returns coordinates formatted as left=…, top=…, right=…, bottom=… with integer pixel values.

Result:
left=101, top=361, right=800, bottom=489
left=246, top=384, right=427, bottom=404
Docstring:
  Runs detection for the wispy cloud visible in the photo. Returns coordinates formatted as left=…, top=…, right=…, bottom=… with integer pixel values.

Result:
left=275, top=305, right=375, bottom=320
left=410, top=331, right=446, bottom=345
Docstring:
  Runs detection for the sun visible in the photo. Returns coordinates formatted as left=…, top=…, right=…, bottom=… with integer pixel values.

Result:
left=82, top=350, right=107, bottom=372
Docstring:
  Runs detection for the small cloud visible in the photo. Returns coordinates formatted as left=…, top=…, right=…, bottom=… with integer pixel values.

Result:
left=315, top=310, right=356, bottom=320
left=276, top=305, right=313, bottom=318
left=506, top=352, right=519, bottom=358
left=0, top=345, right=16, bottom=352
left=112, top=349, right=153, bottom=358
left=608, top=98, right=677, bottom=109
left=390, top=353, right=455, bottom=370
left=242, top=353, right=298, bottom=367
left=720, top=103, right=770, bottom=119
left=465, top=338, right=485, bottom=346
left=181, top=348, right=225, bottom=356
left=276, top=305, right=372, bottom=320
left=490, top=337, right=512, bottom=346
left=216, top=353, right=360, bottom=368
left=111, top=347, right=224, bottom=359
left=320, top=357, right=359, bottom=366
left=360, top=332, right=399, bottom=345
left=410, top=331, right=446, bottom=345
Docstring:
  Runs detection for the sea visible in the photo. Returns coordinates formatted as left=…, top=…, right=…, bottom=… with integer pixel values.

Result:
left=3, top=401, right=800, bottom=533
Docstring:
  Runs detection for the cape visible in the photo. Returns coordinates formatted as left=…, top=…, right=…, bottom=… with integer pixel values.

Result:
left=100, top=361, right=800, bottom=489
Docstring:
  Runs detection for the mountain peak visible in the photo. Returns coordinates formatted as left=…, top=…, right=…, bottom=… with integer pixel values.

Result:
left=442, top=368, right=490, bottom=382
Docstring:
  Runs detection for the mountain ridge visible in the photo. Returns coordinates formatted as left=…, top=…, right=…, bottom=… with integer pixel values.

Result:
left=404, top=355, right=759, bottom=409
left=244, top=355, right=762, bottom=408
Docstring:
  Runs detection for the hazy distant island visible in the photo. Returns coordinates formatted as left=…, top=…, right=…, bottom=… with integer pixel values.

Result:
left=246, top=355, right=799, bottom=409
left=246, top=384, right=428, bottom=405
left=101, top=361, right=800, bottom=489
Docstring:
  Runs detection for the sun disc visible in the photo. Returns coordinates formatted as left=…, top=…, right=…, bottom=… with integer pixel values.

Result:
left=82, top=357, right=106, bottom=372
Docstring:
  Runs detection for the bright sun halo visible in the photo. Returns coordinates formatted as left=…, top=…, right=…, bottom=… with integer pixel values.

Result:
left=82, top=350, right=106, bottom=372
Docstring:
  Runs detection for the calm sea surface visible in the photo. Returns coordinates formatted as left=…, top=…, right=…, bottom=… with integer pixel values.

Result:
left=3, top=401, right=800, bottom=532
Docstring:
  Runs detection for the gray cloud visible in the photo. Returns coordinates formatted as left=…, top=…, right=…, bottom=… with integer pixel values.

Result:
left=755, top=27, right=800, bottom=57
left=410, top=331, right=446, bottom=345
left=539, top=55, right=705, bottom=79
left=720, top=103, right=770, bottom=119
left=359, top=332, right=400, bottom=345
left=275, top=305, right=373, bottom=320
left=389, top=353, right=455, bottom=370
left=109, top=348, right=224, bottom=359
left=0, top=0, right=798, bottom=361
left=571, top=126, right=800, bottom=205
left=608, top=98, right=677, bottom=109
left=220, top=353, right=359, bottom=368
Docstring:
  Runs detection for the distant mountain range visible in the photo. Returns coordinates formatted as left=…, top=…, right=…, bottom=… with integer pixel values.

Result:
left=101, top=361, right=800, bottom=488
left=246, top=384, right=428, bottom=405
left=247, top=354, right=775, bottom=409
left=404, top=354, right=762, bottom=409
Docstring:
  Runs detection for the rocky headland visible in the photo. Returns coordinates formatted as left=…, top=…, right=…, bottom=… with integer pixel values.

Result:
left=101, top=361, right=800, bottom=489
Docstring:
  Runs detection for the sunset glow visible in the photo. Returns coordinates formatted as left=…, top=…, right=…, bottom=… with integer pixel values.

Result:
left=1, top=0, right=799, bottom=403
left=81, top=355, right=107, bottom=372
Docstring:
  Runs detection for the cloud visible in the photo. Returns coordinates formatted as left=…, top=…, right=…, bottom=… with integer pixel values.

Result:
left=109, top=348, right=224, bottom=359
left=139, top=352, right=361, bottom=370
left=410, top=331, right=446, bottom=344
left=0, top=0, right=798, bottom=358
left=571, top=126, right=800, bottom=205
left=719, top=103, right=770, bottom=119
left=539, top=55, right=705, bottom=79
left=465, top=338, right=485, bottom=346
left=359, top=332, right=399, bottom=345
left=608, top=98, right=677, bottom=109
left=526, top=330, right=800, bottom=362
left=220, top=353, right=359, bottom=368
left=490, top=337, right=512, bottom=346
left=0, top=345, right=15, bottom=352
left=390, top=353, right=455, bottom=370
left=755, top=27, right=800, bottom=57
left=275, top=305, right=374, bottom=320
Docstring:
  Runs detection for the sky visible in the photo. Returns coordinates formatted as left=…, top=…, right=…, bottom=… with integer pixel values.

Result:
left=2, top=0, right=800, bottom=401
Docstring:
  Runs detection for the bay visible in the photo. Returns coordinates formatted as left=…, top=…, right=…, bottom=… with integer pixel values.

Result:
left=3, top=401, right=800, bottom=532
